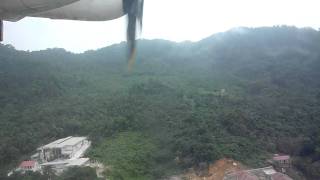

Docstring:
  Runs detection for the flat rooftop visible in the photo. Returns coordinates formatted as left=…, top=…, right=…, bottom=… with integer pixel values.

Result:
left=38, top=136, right=87, bottom=149
left=273, top=155, right=290, bottom=161
left=40, top=158, right=89, bottom=166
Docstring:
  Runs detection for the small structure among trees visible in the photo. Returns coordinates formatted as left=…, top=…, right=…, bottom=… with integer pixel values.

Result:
left=272, top=154, right=291, bottom=173
left=18, top=160, right=40, bottom=173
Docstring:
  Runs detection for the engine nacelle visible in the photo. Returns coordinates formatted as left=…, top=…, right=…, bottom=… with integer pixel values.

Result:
left=0, top=0, right=78, bottom=21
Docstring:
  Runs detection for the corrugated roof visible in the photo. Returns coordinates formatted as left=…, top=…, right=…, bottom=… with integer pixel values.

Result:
left=58, top=137, right=87, bottom=147
left=40, top=136, right=87, bottom=149
left=273, top=155, right=290, bottom=161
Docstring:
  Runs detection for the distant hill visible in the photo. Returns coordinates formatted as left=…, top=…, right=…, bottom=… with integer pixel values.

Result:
left=0, top=26, right=319, bottom=180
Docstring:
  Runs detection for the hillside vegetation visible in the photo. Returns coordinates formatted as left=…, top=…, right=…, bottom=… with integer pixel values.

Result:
left=0, top=26, right=320, bottom=179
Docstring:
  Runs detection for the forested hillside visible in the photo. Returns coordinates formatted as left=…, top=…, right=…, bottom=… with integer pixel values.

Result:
left=0, top=26, right=320, bottom=179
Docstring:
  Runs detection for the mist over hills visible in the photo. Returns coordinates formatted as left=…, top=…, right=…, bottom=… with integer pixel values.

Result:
left=0, top=26, right=320, bottom=179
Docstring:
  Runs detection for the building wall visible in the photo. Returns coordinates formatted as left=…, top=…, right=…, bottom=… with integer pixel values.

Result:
left=62, top=145, right=73, bottom=156
left=39, top=138, right=89, bottom=162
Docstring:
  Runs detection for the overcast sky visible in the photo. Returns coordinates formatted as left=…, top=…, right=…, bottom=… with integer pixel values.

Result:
left=3, top=0, right=320, bottom=53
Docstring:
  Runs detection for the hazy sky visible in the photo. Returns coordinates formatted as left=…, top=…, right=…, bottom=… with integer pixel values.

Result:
left=3, top=0, right=320, bottom=53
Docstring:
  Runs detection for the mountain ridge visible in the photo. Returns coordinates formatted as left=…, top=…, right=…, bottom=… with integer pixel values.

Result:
left=0, top=26, right=320, bottom=179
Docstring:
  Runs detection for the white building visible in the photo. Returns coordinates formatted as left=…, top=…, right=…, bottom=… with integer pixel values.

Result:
left=40, top=158, right=90, bottom=175
left=37, top=136, right=91, bottom=162
left=9, top=136, right=92, bottom=177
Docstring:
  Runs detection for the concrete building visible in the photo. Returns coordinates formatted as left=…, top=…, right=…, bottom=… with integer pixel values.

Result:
left=9, top=136, right=92, bottom=177
left=272, top=154, right=291, bottom=169
left=40, top=158, right=90, bottom=175
left=37, top=136, right=91, bottom=162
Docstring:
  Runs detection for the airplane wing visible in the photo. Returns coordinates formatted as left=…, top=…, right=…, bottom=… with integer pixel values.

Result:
left=0, top=0, right=144, bottom=67
left=0, top=0, right=80, bottom=21
left=30, top=0, right=124, bottom=21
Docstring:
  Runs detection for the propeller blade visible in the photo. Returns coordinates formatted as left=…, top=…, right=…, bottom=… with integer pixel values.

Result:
left=0, top=20, right=3, bottom=42
left=124, top=0, right=144, bottom=70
